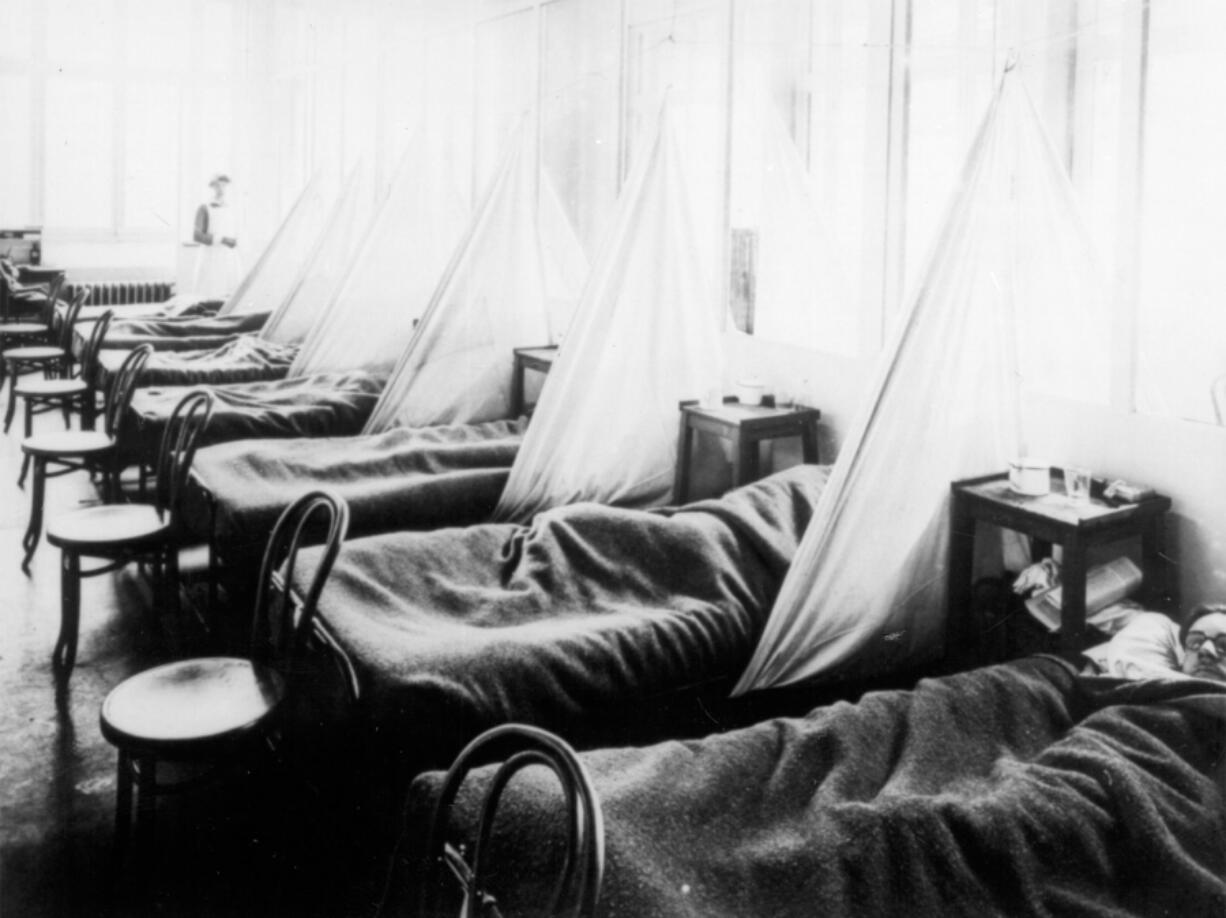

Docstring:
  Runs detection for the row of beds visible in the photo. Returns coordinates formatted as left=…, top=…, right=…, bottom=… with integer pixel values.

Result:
left=71, top=300, right=1226, bottom=916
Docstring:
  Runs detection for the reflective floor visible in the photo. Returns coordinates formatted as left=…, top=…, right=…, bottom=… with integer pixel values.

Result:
left=0, top=383, right=383, bottom=918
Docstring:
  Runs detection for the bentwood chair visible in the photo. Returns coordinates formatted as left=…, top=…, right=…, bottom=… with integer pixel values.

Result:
left=0, top=273, right=64, bottom=384
left=417, top=724, right=605, bottom=918
left=20, top=344, right=152, bottom=573
left=44, top=390, right=213, bottom=677
left=99, top=489, right=350, bottom=852
left=0, top=256, right=59, bottom=324
left=14, top=308, right=113, bottom=489
left=4, top=284, right=88, bottom=433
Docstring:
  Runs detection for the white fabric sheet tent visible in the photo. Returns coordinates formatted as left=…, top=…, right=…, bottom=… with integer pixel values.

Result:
left=288, top=140, right=469, bottom=379
left=735, top=69, right=1112, bottom=693
left=216, top=171, right=338, bottom=317
left=495, top=102, right=725, bottom=520
left=736, top=105, right=854, bottom=353
left=260, top=166, right=374, bottom=346
left=362, top=122, right=588, bottom=432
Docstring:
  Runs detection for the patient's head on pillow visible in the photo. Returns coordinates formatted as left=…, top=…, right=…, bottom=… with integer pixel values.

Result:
left=1179, top=602, right=1226, bottom=682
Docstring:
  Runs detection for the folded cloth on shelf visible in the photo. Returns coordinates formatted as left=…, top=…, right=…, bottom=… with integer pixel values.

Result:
left=399, top=656, right=1226, bottom=918
left=124, top=370, right=386, bottom=466
left=93, top=335, right=298, bottom=390
left=183, top=417, right=527, bottom=551
left=289, top=464, right=831, bottom=769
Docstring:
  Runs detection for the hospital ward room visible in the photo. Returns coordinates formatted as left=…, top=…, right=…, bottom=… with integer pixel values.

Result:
left=2, top=0, right=1225, bottom=915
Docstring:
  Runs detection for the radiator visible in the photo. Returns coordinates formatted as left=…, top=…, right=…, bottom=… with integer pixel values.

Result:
left=63, top=280, right=174, bottom=306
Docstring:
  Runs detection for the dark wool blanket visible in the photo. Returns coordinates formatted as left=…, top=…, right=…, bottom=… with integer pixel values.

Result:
left=289, top=465, right=830, bottom=770
left=93, top=335, right=297, bottom=389
left=70, top=296, right=221, bottom=327
left=394, top=657, right=1226, bottom=918
left=82, top=310, right=270, bottom=352
left=123, top=370, right=385, bottom=466
left=182, top=418, right=527, bottom=550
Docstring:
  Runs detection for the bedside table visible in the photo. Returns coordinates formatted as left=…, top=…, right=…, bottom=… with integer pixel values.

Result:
left=947, top=471, right=1173, bottom=660
left=674, top=398, right=821, bottom=503
left=510, top=346, right=559, bottom=416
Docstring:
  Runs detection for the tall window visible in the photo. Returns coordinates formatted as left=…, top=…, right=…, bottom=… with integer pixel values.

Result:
left=1136, top=0, right=1226, bottom=425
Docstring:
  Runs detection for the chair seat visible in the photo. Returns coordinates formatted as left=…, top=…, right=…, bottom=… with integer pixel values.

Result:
left=4, top=345, right=64, bottom=361
left=46, top=503, right=170, bottom=549
left=22, top=430, right=115, bottom=457
left=100, top=658, right=286, bottom=752
left=0, top=323, right=47, bottom=336
left=14, top=377, right=87, bottom=397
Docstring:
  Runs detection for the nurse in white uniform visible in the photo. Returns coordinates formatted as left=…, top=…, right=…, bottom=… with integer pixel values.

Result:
left=192, top=173, right=242, bottom=298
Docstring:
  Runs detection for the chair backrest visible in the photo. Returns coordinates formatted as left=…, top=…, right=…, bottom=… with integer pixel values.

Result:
left=418, top=724, right=605, bottom=918
left=102, top=344, right=153, bottom=439
left=79, top=309, right=114, bottom=388
left=1213, top=374, right=1226, bottom=426
left=250, top=490, right=350, bottom=672
left=37, top=274, right=65, bottom=330
left=55, top=286, right=89, bottom=352
left=153, top=390, right=214, bottom=519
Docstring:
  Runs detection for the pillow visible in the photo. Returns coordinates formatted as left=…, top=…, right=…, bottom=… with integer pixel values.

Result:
left=1082, top=611, right=1184, bottom=679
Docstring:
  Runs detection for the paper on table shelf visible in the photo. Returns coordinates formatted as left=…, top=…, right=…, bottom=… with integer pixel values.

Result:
left=1024, top=557, right=1143, bottom=633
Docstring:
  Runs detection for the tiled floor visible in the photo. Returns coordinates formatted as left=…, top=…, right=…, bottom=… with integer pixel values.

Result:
left=0, top=385, right=384, bottom=918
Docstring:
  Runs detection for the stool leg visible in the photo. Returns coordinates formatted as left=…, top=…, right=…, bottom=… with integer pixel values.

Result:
left=21, top=456, right=46, bottom=573
left=23, top=395, right=32, bottom=439
left=674, top=417, right=694, bottom=504
left=61, top=395, right=72, bottom=429
left=3, top=365, right=17, bottom=432
left=52, top=550, right=81, bottom=675
left=114, top=749, right=134, bottom=852
left=164, top=545, right=181, bottom=619
left=81, top=390, right=97, bottom=431
left=208, top=530, right=219, bottom=619
left=731, top=433, right=759, bottom=488
left=801, top=422, right=820, bottom=464
left=135, top=756, right=157, bottom=847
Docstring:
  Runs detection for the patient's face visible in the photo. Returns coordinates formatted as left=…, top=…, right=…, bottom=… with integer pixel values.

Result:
left=1181, top=611, right=1226, bottom=682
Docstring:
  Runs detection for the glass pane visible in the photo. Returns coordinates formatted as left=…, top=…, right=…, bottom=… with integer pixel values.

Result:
left=806, top=0, right=892, bottom=351
left=47, top=0, right=115, bottom=67
left=342, top=14, right=379, bottom=172
left=474, top=8, right=537, bottom=195
left=198, top=87, right=234, bottom=181
left=542, top=0, right=621, bottom=256
left=1136, top=0, right=1226, bottom=424
left=904, top=0, right=996, bottom=295
left=125, top=82, right=180, bottom=230
left=125, top=0, right=191, bottom=72
left=0, top=0, right=32, bottom=62
left=0, top=77, right=32, bottom=225
left=44, top=77, right=113, bottom=229
left=202, top=0, right=235, bottom=74
left=419, top=27, right=473, bottom=208
left=625, top=0, right=729, bottom=285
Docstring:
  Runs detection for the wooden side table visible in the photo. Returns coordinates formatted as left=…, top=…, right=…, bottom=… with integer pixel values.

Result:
left=947, top=471, right=1173, bottom=660
left=510, top=345, right=559, bottom=416
left=674, top=399, right=821, bottom=503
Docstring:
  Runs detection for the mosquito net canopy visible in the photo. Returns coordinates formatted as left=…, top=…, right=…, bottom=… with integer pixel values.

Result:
left=260, top=166, right=374, bottom=346
left=733, top=103, right=855, bottom=353
left=734, top=69, right=1112, bottom=693
left=494, top=102, right=725, bottom=520
left=217, top=171, right=338, bottom=317
left=288, top=140, right=469, bottom=378
left=362, top=124, right=588, bottom=432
